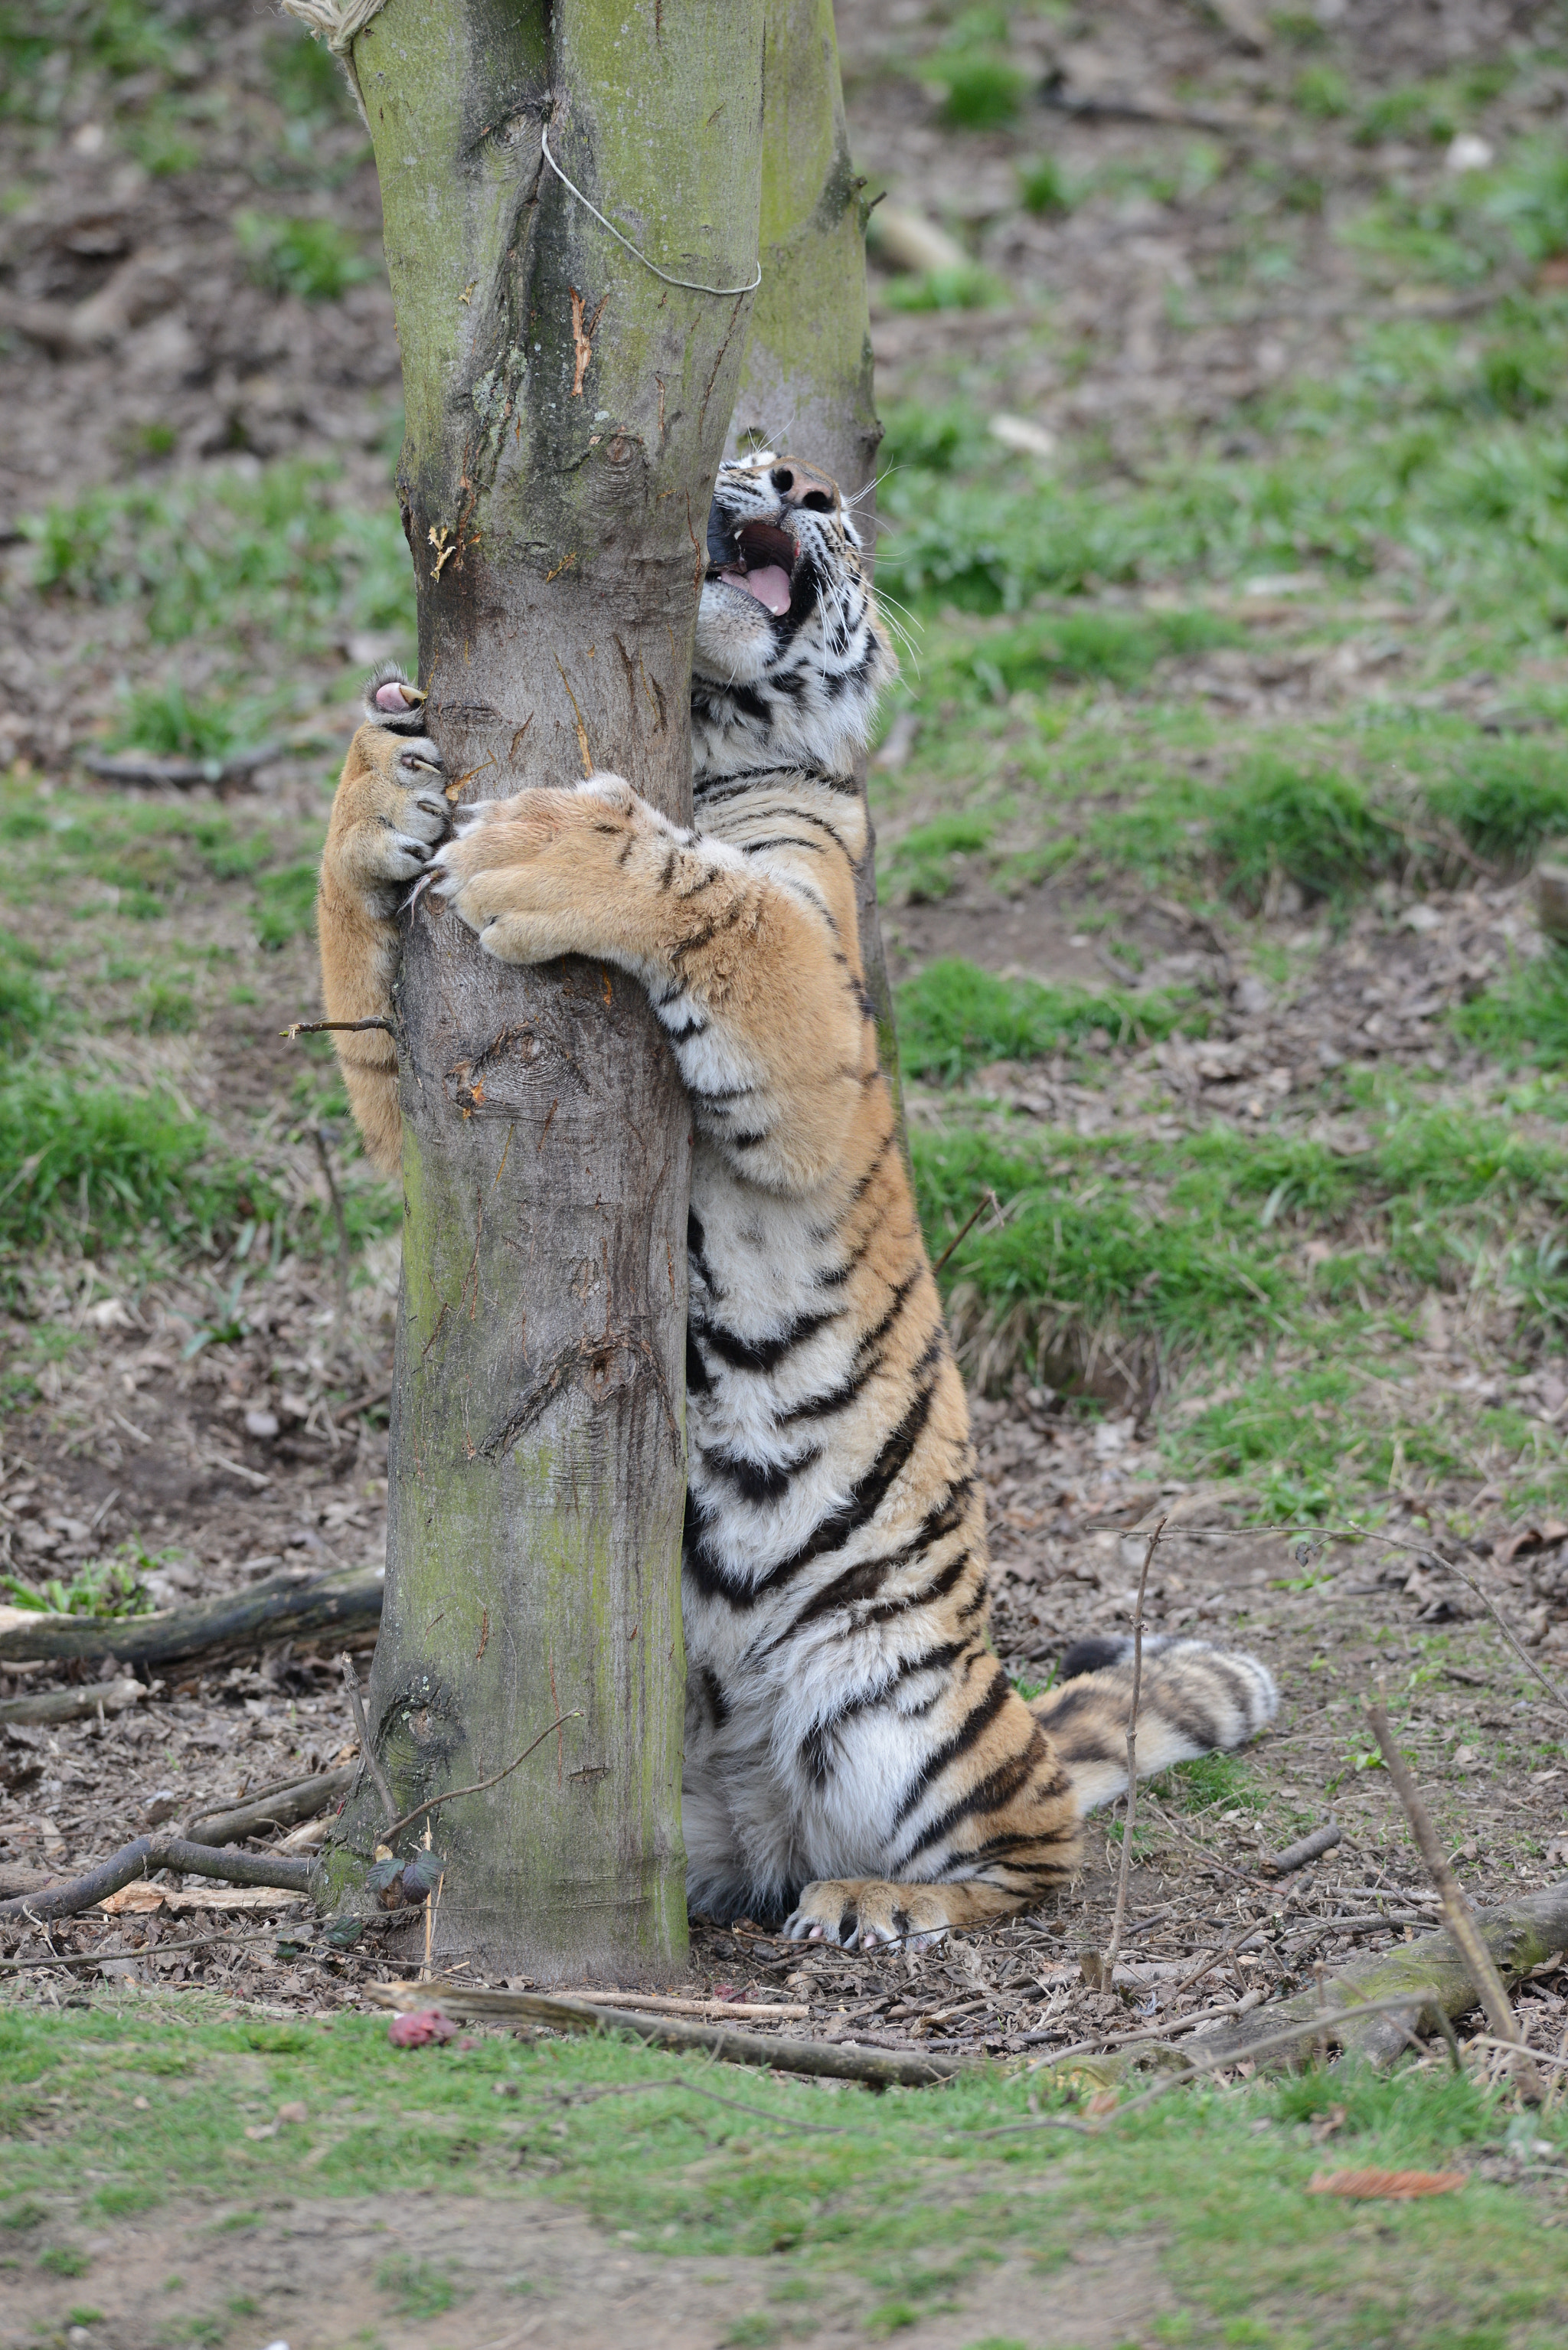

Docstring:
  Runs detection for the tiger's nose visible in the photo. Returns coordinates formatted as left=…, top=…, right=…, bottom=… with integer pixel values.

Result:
left=766, top=459, right=840, bottom=517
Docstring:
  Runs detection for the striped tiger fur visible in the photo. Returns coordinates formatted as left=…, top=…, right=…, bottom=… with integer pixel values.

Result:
left=318, top=451, right=1277, bottom=1948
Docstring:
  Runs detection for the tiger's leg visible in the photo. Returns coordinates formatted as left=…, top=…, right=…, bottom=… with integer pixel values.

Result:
left=317, top=669, right=449, bottom=1175
left=785, top=1665, right=1083, bottom=1949
left=783, top=1636, right=1276, bottom=1949
left=430, top=776, right=870, bottom=1192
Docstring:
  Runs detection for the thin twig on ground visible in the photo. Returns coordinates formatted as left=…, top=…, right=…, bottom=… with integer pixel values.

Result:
left=1103, top=1517, right=1165, bottom=1979
left=1364, top=1682, right=1543, bottom=2099
left=0, top=1923, right=305, bottom=1972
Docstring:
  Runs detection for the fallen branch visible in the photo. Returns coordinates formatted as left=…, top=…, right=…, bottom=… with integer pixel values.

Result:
left=1259, top=1822, right=1342, bottom=1877
left=79, top=744, right=284, bottom=789
left=0, top=1676, right=147, bottom=1727
left=0, top=1562, right=382, bottom=1671
left=0, top=1835, right=317, bottom=1924
left=553, top=1992, right=810, bottom=2021
left=929, top=1188, right=1003, bottom=1277
left=1169, top=1878, right=1568, bottom=2073
left=1366, top=1685, right=1542, bottom=2098
left=364, top=1981, right=982, bottom=2087
left=185, top=1763, right=359, bottom=1848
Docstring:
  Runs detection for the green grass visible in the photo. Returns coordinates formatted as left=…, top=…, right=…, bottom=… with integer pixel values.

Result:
left=0, top=930, right=51, bottom=1055
left=254, top=861, right=321, bottom=950
left=1208, top=760, right=1403, bottom=910
left=106, top=681, right=244, bottom=764
left=0, top=2003, right=1564, bottom=2350
left=1453, top=948, right=1568, bottom=1068
left=959, top=606, right=1242, bottom=696
left=909, top=1087, right=1568, bottom=1511
left=234, top=211, right=376, bottom=302
left=883, top=813, right=996, bottom=902
left=0, top=1074, right=275, bottom=1259
left=897, top=958, right=1200, bottom=1081
left=24, top=458, right=413, bottom=652
left=0, top=1542, right=155, bottom=1619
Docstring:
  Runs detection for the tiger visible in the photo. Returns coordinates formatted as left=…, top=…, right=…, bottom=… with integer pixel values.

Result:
left=317, top=450, right=1277, bottom=1949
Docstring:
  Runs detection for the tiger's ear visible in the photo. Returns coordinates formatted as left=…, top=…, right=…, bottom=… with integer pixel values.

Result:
left=363, top=662, right=429, bottom=732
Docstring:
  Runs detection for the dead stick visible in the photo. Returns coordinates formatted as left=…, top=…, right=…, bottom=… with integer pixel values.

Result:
left=0, top=1835, right=315, bottom=1924
left=382, top=1711, right=583, bottom=1843
left=1104, top=1517, right=1165, bottom=1976
left=340, top=1654, right=398, bottom=1830
left=930, top=1188, right=1003, bottom=1277
left=1364, top=1683, right=1542, bottom=2098
left=364, top=1982, right=978, bottom=2088
left=1259, top=1822, right=1342, bottom=1877
left=312, top=1126, right=351, bottom=1329
left=283, top=1017, right=397, bottom=1042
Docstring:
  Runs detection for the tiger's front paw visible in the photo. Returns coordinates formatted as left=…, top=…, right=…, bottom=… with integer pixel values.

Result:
left=430, top=776, right=639, bottom=966
left=784, top=1879, right=950, bottom=1952
left=329, top=678, right=452, bottom=897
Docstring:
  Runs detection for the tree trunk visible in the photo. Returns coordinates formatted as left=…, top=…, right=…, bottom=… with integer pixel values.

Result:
left=323, top=0, right=764, bottom=1984
left=730, top=0, right=904, bottom=1134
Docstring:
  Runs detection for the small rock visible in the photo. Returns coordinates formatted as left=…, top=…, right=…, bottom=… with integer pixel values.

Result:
left=276, top=2100, right=308, bottom=2126
left=1446, top=132, right=1494, bottom=173
left=243, top=1408, right=280, bottom=1441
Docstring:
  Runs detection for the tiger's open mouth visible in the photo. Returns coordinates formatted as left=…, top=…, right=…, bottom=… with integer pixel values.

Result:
left=706, top=515, right=797, bottom=617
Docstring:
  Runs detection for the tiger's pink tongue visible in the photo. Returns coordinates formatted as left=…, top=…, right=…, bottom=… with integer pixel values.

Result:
left=720, top=563, right=792, bottom=616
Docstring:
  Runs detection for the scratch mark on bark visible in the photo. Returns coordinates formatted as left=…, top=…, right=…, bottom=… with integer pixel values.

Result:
left=554, top=656, right=593, bottom=773
left=537, top=1097, right=559, bottom=1152
left=475, top=1607, right=488, bottom=1662
left=568, top=286, right=608, bottom=397
left=492, top=1123, right=515, bottom=1187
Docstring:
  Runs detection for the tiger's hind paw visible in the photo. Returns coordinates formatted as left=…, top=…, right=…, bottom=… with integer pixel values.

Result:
left=783, top=1879, right=949, bottom=1953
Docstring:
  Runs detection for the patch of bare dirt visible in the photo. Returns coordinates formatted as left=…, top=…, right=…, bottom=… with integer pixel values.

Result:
left=0, top=2188, right=1175, bottom=2350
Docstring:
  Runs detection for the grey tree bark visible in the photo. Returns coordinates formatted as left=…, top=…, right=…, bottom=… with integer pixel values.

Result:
left=318, top=0, right=765, bottom=1984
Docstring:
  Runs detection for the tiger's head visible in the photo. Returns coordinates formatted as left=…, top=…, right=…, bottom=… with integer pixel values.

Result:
left=691, top=453, right=894, bottom=781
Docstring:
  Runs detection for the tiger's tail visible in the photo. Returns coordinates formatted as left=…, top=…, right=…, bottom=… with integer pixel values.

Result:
left=1029, top=1635, right=1278, bottom=1814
